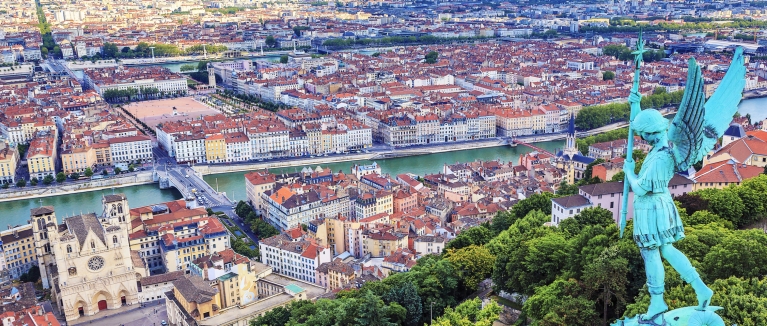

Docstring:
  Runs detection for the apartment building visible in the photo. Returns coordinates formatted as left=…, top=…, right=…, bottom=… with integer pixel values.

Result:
left=128, top=200, right=230, bottom=274
left=258, top=230, right=331, bottom=283
left=0, top=225, right=36, bottom=280
left=173, top=133, right=206, bottom=164
left=26, top=135, right=57, bottom=180
left=204, top=133, right=226, bottom=163
left=361, top=230, right=408, bottom=258
left=108, top=135, right=152, bottom=164
left=0, top=145, right=19, bottom=183
left=61, top=145, right=95, bottom=174
left=83, top=66, right=187, bottom=97
left=244, top=171, right=276, bottom=214
left=354, top=190, right=393, bottom=220
left=316, top=258, right=356, bottom=291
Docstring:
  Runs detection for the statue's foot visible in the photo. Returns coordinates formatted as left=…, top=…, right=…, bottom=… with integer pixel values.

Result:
left=692, top=280, right=714, bottom=311
left=642, top=297, right=668, bottom=321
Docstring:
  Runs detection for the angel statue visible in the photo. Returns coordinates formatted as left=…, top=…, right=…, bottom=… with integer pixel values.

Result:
left=615, top=47, right=746, bottom=326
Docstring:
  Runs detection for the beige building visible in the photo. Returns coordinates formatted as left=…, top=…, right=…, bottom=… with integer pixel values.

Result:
left=361, top=230, right=408, bottom=258
left=61, top=145, right=96, bottom=174
left=26, top=135, right=57, bottom=180
left=0, top=225, right=36, bottom=280
left=205, top=133, right=226, bottom=163
left=245, top=171, right=276, bottom=214
left=0, top=144, right=19, bottom=184
left=33, top=194, right=140, bottom=322
left=166, top=249, right=325, bottom=326
left=306, top=216, right=359, bottom=256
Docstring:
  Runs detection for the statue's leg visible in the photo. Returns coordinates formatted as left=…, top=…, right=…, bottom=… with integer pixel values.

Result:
left=660, top=244, right=713, bottom=310
left=640, top=247, right=668, bottom=320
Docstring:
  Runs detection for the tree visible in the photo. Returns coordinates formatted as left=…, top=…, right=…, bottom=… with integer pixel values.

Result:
left=355, top=290, right=397, bottom=326
left=250, top=306, right=291, bottom=326
left=19, top=265, right=41, bottom=283
left=41, top=47, right=48, bottom=58
left=56, top=172, right=66, bottom=183
left=433, top=298, right=501, bottom=326
left=16, top=179, right=26, bottom=188
left=425, top=51, right=439, bottom=64
left=180, top=64, right=197, bottom=72
left=583, top=158, right=606, bottom=180
left=102, top=170, right=108, bottom=176
left=279, top=54, right=288, bottom=64
left=128, top=164, right=135, bottom=172
left=583, top=245, right=629, bottom=325
left=444, top=224, right=492, bottom=251
left=491, top=192, right=555, bottom=234
left=70, top=172, right=80, bottom=180
left=84, top=168, right=94, bottom=177
left=556, top=180, right=580, bottom=196
left=696, top=188, right=746, bottom=227
left=196, top=60, right=209, bottom=72
left=114, top=167, right=122, bottom=174
left=30, top=177, right=38, bottom=186
left=524, top=278, right=598, bottom=326
left=444, top=245, right=495, bottom=292
left=603, top=71, right=616, bottom=81
left=383, top=282, right=422, bottom=326
left=702, top=230, right=767, bottom=280
left=206, top=208, right=215, bottom=216
left=103, top=42, right=119, bottom=58
left=43, top=175, right=54, bottom=185
left=265, top=35, right=277, bottom=48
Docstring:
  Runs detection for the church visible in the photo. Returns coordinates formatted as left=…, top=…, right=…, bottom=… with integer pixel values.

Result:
left=31, top=194, right=140, bottom=322
left=557, top=114, right=596, bottom=183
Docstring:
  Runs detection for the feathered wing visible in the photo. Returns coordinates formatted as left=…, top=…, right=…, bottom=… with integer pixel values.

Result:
left=668, top=47, right=747, bottom=171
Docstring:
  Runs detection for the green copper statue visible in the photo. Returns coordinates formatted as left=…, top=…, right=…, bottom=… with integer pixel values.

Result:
left=613, top=37, right=747, bottom=325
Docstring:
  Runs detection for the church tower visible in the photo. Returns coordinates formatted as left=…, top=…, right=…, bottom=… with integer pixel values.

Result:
left=208, top=63, right=216, bottom=88
left=30, top=206, right=56, bottom=289
left=563, top=114, right=579, bottom=157
left=103, top=194, right=130, bottom=226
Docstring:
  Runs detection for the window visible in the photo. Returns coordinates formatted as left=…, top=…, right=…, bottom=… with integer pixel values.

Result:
left=67, top=245, right=72, bottom=253
left=610, top=202, right=614, bottom=209
left=113, top=236, right=118, bottom=245
left=91, top=241, right=95, bottom=249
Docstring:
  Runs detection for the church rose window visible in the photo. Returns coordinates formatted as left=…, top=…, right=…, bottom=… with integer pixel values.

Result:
left=88, top=256, right=105, bottom=271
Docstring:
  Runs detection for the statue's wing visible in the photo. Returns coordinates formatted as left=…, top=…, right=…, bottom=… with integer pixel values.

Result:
left=668, top=47, right=746, bottom=171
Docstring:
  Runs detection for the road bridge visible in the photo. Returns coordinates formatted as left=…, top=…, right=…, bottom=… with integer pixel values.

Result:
left=157, top=165, right=233, bottom=208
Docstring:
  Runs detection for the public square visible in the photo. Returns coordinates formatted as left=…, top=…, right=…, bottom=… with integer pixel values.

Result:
left=124, top=97, right=219, bottom=127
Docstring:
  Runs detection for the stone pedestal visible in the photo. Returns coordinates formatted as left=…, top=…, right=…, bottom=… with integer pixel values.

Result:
left=612, top=306, right=724, bottom=326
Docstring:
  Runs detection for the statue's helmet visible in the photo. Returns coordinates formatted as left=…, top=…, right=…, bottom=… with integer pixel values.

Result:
left=631, top=109, right=668, bottom=134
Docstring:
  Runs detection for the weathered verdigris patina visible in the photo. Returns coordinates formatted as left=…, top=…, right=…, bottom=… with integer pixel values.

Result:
left=614, top=36, right=747, bottom=326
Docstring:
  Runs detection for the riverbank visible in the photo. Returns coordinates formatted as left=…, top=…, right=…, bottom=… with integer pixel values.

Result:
left=743, top=89, right=767, bottom=100
left=194, top=138, right=509, bottom=176
left=0, top=172, right=155, bottom=203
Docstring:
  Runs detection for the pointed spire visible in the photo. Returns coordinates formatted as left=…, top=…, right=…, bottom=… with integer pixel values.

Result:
left=568, top=113, right=575, bottom=136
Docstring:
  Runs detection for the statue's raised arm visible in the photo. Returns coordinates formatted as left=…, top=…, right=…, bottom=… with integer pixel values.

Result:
left=668, top=47, right=747, bottom=172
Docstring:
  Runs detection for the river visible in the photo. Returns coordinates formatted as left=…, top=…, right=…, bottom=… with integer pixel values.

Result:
left=0, top=141, right=563, bottom=226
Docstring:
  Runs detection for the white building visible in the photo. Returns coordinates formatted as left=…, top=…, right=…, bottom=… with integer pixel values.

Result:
left=259, top=232, right=331, bottom=284
left=173, top=133, right=207, bottom=164
left=108, top=135, right=153, bottom=164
